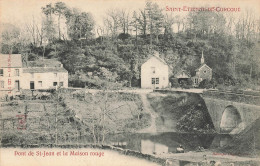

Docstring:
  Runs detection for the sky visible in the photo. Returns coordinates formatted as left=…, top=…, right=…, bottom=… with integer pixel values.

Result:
left=0, top=0, right=259, bottom=30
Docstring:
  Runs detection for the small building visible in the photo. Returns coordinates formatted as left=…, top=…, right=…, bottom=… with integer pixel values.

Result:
left=141, top=52, right=169, bottom=89
left=192, top=52, right=212, bottom=86
left=174, top=70, right=191, bottom=84
left=22, top=59, right=68, bottom=90
left=0, top=54, right=23, bottom=96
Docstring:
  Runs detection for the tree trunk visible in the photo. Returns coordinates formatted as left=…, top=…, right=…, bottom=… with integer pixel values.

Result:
left=58, top=14, right=61, bottom=39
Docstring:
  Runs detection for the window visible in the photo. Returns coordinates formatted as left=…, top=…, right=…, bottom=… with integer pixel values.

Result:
left=203, top=70, right=207, bottom=74
left=156, top=78, right=159, bottom=84
left=15, top=69, right=19, bottom=76
left=38, top=81, right=42, bottom=87
left=53, top=82, right=57, bottom=86
left=54, top=73, right=57, bottom=77
left=30, top=81, right=35, bottom=89
left=0, top=81, right=4, bottom=88
left=195, top=78, right=198, bottom=84
left=0, top=69, right=3, bottom=76
left=59, top=82, right=64, bottom=87
left=151, top=78, right=155, bottom=84
left=151, top=67, right=155, bottom=74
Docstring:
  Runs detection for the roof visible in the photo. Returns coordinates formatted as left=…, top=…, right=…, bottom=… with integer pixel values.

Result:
left=0, top=54, right=22, bottom=68
left=174, top=70, right=191, bottom=78
left=23, top=67, right=68, bottom=73
left=143, top=54, right=168, bottom=66
left=154, top=56, right=167, bottom=65
left=23, top=59, right=62, bottom=68
left=195, top=64, right=212, bottom=71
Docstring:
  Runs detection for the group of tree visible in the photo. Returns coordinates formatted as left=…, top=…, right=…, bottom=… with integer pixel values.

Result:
left=1, top=1, right=260, bottom=89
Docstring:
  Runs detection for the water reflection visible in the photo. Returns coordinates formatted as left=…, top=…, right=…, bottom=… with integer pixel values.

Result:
left=106, top=132, right=233, bottom=155
left=141, top=140, right=168, bottom=154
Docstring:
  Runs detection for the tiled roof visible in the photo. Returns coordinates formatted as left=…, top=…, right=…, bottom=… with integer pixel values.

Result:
left=0, top=54, right=22, bottom=68
left=23, top=67, right=68, bottom=73
left=23, top=59, right=62, bottom=67
left=174, top=70, right=191, bottom=78
left=195, top=64, right=212, bottom=71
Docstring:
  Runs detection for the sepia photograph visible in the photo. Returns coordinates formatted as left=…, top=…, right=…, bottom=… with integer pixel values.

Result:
left=0, top=0, right=260, bottom=165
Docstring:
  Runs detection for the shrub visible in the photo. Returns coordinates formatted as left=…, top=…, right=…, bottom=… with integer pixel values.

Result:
left=199, top=79, right=213, bottom=89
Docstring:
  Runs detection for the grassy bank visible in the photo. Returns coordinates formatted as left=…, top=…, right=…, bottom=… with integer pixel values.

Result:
left=1, top=90, right=150, bottom=146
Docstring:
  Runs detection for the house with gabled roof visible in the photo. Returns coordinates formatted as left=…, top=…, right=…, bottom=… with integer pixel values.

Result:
left=141, top=51, right=169, bottom=89
left=21, top=58, right=68, bottom=90
left=191, top=52, right=212, bottom=86
left=0, top=54, right=68, bottom=97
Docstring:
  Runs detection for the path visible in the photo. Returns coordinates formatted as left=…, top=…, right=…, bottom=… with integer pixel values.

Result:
left=70, top=88, right=159, bottom=133
left=137, top=92, right=159, bottom=133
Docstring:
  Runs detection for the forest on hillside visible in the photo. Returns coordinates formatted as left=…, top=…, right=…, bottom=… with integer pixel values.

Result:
left=1, top=1, right=260, bottom=89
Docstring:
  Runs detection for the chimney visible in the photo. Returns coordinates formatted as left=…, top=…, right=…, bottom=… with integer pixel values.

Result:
left=154, top=51, right=160, bottom=58
left=60, top=64, right=63, bottom=68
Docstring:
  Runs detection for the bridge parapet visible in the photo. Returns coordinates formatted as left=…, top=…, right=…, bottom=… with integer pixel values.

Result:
left=202, top=90, right=260, bottom=106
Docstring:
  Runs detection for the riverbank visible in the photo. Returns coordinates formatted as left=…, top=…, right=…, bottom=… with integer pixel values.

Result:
left=1, top=146, right=259, bottom=166
left=0, top=148, right=160, bottom=166
left=157, top=150, right=260, bottom=166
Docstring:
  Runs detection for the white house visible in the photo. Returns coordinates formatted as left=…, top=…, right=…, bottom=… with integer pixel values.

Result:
left=22, top=59, right=68, bottom=90
left=0, top=54, right=23, bottom=96
left=141, top=52, right=169, bottom=89
left=0, top=54, right=68, bottom=97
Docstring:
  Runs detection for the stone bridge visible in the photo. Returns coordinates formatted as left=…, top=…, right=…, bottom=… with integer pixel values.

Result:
left=201, top=90, right=260, bottom=134
left=154, top=89, right=260, bottom=134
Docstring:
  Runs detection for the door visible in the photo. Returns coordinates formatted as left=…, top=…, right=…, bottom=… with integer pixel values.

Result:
left=15, top=80, right=20, bottom=91
left=30, top=81, right=35, bottom=89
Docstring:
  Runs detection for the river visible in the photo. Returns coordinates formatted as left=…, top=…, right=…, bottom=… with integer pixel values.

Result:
left=106, top=132, right=233, bottom=155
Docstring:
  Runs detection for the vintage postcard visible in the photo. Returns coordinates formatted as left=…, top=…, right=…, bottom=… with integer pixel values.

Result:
left=0, top=0, right=260, bottom=165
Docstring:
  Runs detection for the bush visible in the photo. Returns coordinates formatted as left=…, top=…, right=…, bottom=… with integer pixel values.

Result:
left=199, top=79, right=213, bottom=89
left=169, top=76, right=180, bottom=88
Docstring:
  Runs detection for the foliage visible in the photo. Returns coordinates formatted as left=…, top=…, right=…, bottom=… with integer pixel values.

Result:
left=1, top=1, right=260, bottom=89
left=148, top=93, right=215, bottom=133
left=64, top=91, right=147, bottom=145
left=199, top=79, right=214, bottom=89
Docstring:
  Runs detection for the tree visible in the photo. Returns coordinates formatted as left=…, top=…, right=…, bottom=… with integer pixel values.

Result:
left=66, top=8, right=95, bottom=41
left=54, top=2, right=69, bottom=39
left=136, top=9, right=147, bottom=35
left=145, top=2, right=164, bottom=44
left=118, top=10, right=130, bottom=34
left=131, top=11, right=139, bottom=45
left=163, top=13, right=174, bottom=35
left=42, top=3, right=57, bottom=42
left=0, top=23, right=20, bottom=53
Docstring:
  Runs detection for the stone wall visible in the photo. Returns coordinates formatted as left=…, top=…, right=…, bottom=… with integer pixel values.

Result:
left=203, top=97, right=260, bottom=134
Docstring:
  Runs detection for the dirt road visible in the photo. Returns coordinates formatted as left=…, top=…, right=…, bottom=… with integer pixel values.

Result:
left=137, top=92, right=159, bottom=133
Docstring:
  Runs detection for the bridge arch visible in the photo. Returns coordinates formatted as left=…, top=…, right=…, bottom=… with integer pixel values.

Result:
left=220, top=105, right=242, bottom=133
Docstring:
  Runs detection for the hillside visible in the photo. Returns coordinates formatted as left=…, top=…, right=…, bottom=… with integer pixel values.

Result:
left=1, top=1, right=259, bottom=90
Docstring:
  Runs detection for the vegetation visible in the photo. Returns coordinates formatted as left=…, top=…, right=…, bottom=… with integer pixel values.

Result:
left=1, top=90, right=150, bottom=146
left=1, top=2, right=260, bottom=89
left=147, top=93, right=215, bottom=133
